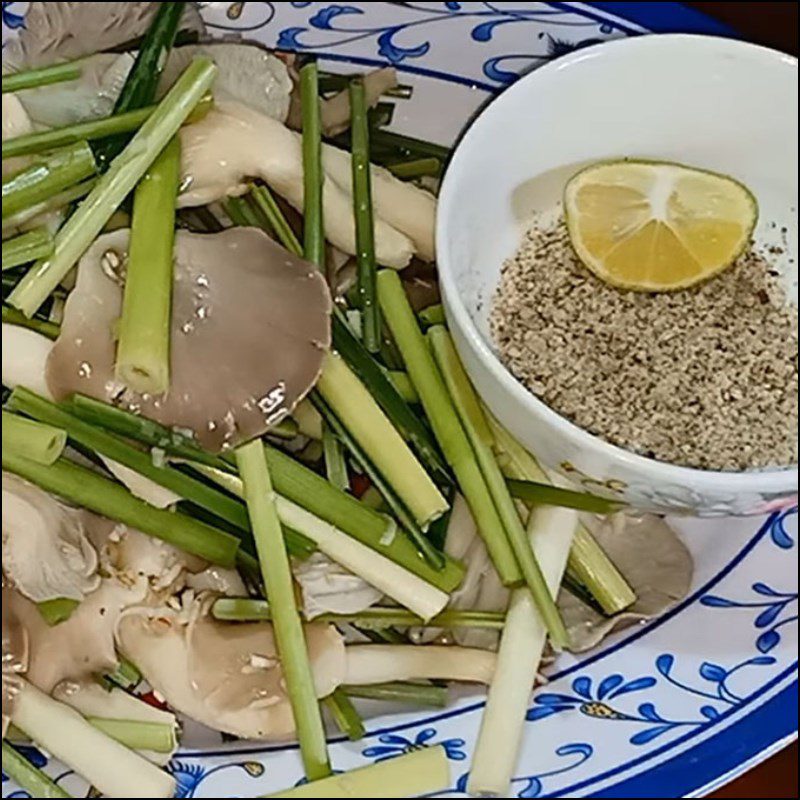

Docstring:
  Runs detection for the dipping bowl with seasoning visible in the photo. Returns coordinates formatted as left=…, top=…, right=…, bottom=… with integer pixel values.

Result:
left=437, top=34, right=798, bottom=515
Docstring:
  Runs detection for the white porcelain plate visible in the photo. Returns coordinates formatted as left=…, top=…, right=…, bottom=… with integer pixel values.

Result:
left=2, top=3, right=797, bottom=798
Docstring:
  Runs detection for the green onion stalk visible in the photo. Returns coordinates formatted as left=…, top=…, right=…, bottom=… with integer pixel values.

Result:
left=2, top=142, right=97, bottom=218
left=386, top=157, right=442, bottom=180
left=322, top=689, right=365, bottom=741
left=342, top=681, right=448, bottom=708
left=376, top=270, right=522, bottom=587
left=349, top=77, right=381, bottom=352
left=2, top=60, right=82, bottom=94
left=300, top=61, right=325, bottom=267
left=115, top=136, right=181, bottom=394
left=235, top=440, right=331, bottom=781
left=428, top=325, right=568, bottom=648
left=8, top=57, right=217, bottom=318
left=1, top=306, right=61, bottom=339
left=1, top=178, right=97, bottom=233
left=2, top=228, right=54, bottom=272
left=1, top=741, right=72, bottom=799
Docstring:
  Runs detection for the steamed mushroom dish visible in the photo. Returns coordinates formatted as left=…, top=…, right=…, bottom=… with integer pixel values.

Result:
left=2, top=3, right=694, bottom=798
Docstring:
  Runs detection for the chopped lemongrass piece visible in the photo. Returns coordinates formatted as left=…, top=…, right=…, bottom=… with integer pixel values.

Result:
left=115, top=136, right=181, bottom=394
left=1, top=178, right=96, bottom=232
left=331, top=309, right=451, bottom=485
left=486, top=411, right=637, bottom=616
left=2, top=228, right=53, bottom=271
left=377, top=271, right=521, bottom=585
left=235, top=440, right=331, bottom=781
left=345, top=644, right=496, bottom=685
left=323, top=689, right=365, bottom=741
left=2, top=450, right=239, bottom=566
left=418, top=303, right=445, bottom=327
left=322, top=424, right=349, bottom=490
left=469, top=505, right=577, bottom=797
left=11, top=680, right=175, bottom=799
left=93, top=1, right=187, bottom=169
left=2, top=410, right=66, bottom=465
left=507, top=478, right=625, bottom=514
left=84, top=719, right=177, bottom=754
left=269, top=417, right=300, bottom=440
left=213, top=598, right=504, bottom=630
left=316, top=351, right=448, bottom=528
left=106, top=658, right=142, bottom=691
left=1, top=306, right=60, bottom=339
left=1, top=96, right=212, bottom=160
left=2, top=60, right=82, bottom=94
left=250, top=185, right=303, bottom=256
left=384, top=369, right=418, bottom=402
left=387, top=157, right=441, bottom=180
left=343, top=681, right=448, bottom=708
left=429, top=326, right=567, bottom=647
left=1, top=741, right=72, bottom=799
left=8, top=58, right=217, bottom=318
left=349, top=77, right=381, bottom=352
left=265, top=745, right=450, bottom=799
left=567, top=525, right=636, bottom=614
left=2, top=142, right=97, bottom=218
left=293, top=399, right=323, bottom=439
left=37, top=597, right=79, bottom=626
left=300, top=61, right=325, bottom=267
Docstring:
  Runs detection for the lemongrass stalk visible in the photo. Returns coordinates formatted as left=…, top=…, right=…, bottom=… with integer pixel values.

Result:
left=2, top=61, right=82, bottom=94
left=429, top=326, right=567, bottom=647
left=384, top=369, right=418, bottom=403
left=323, top=689, right=365, bottom=741
left=8, top=58, right=217, bottom=318
left=387, top=157, right=442, bottom=180
left=486, top=411, right=637, bottom=615
left=115, top=136, right=181, bottom=394
left=2, top=227, right=53, bottom=271
left=468, top=504, right=577, bottom=797
left=322, top=424, right=349, bottom=490
left=317, top=351, right=448, bottom=527
left=1, top=741, right=72, bottom=799
left=222, top=195, right=254, bottom=227
left=2, top=409, right=66, bottom=464
left=349, top=77, right=381, bottom=351
left=2, top=96, right=211, bottom=160
left=418, top=303, right=445, bottom=327
left=196, top=460, right=463, bottom=592
left=343, top=681, right=448, bottom=708
left=2, top=450, right=239, bottom=567
left=2, top=306, right=60, bottom=338
left=265, top=746, right=450, bottom=799
left=213, top=598, right=504, bottom=629
left=84, top=719, right=177, bottom=754
left=2, top=142, right=97, bottom=218
left=300, top=62, right=325, bottom=267
left=1, top=178, right=96, bottom=232
left=250, top=185, right=302, bottom=256
left=11, top=680, right=175, bottom=798
left=236, top=440, right=331, bottom=781
left=293, top=399, right=323, bottom=439
left=507, top=478, right=625, bottom=514
left=377, top=271, right=520, bottom=585
left=37, top=597, right=79, bottom=625
left=344, top=645, right=496, bottom=685
left=106, top=658, right=142, bottom=691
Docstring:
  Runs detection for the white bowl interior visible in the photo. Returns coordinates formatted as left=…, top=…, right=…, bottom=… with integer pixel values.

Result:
left=440, top=35, right=798, bottom=352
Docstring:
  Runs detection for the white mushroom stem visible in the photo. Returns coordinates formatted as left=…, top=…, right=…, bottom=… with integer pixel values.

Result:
left=344, top=644, right=497, bottom=686
left=11, top=680, right=175, bottom=799
left=468, top=504, right=578, bottom=798
left=1, top=324, right=54, bottom=400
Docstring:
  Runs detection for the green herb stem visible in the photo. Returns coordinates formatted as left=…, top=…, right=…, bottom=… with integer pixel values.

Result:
left=418, top=303, right=445, bottom=327
left=2, top=409, right=66, bottom=465
left=84, top=718, right=177, bottom=754
left=1, top=178, right=97, bottom=232
left=1, top=305, right=61, bottom=338
left=2, top=228, right=54, bottom=272
left=300, top=62, right=324, bottom=267
left=343, top=681, right=448, bottom=708
left=507, top=478, right=625, bottom=514
left=2, top=61, right=82, bottom=94
left=250, top=185, right=303, bottom=255
left=1, top=741, right=71, bottom=798
left=387, top=158, right=441, bottom=180
left=322, top=689, right=365, bottom=741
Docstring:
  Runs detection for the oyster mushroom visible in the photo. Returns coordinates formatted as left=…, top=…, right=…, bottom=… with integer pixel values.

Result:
left=117, top=598, right=346, bottom=741
left=177, top=101, right=435, bottom=267
left=558, top=514, right=694, bottom=652
left=46, top=227, right=332, bottom=452
left=2, top=577, right=28, bottom=737
left=2, top=473, right=100, bottom=604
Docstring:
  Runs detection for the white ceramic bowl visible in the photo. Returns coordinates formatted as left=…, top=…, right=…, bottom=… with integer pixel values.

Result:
left=438, top=34, right=798, bottom=516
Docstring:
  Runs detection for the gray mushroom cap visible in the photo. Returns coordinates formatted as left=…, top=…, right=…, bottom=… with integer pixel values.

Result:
left=46, top=227, right=332, bottom=452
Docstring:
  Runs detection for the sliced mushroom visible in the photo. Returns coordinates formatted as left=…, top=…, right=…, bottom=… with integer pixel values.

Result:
left=117, top=598, right=346, bottom=741
left=2, top=473, right=100, bottom=604
left=177, top=101, right=432, bottom=268
left=46, top=227, right=331, bottom=452
left=558, top=514, right=694, bottom=652
left=2, top=577, right=28, bottom=737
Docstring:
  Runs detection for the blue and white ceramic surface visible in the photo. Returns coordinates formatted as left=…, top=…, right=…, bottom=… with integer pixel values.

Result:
left=2, top=3, right=797, bottom=798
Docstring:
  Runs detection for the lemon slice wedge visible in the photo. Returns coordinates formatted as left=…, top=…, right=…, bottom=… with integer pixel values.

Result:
left=563, top=160, right=758, bottom=291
